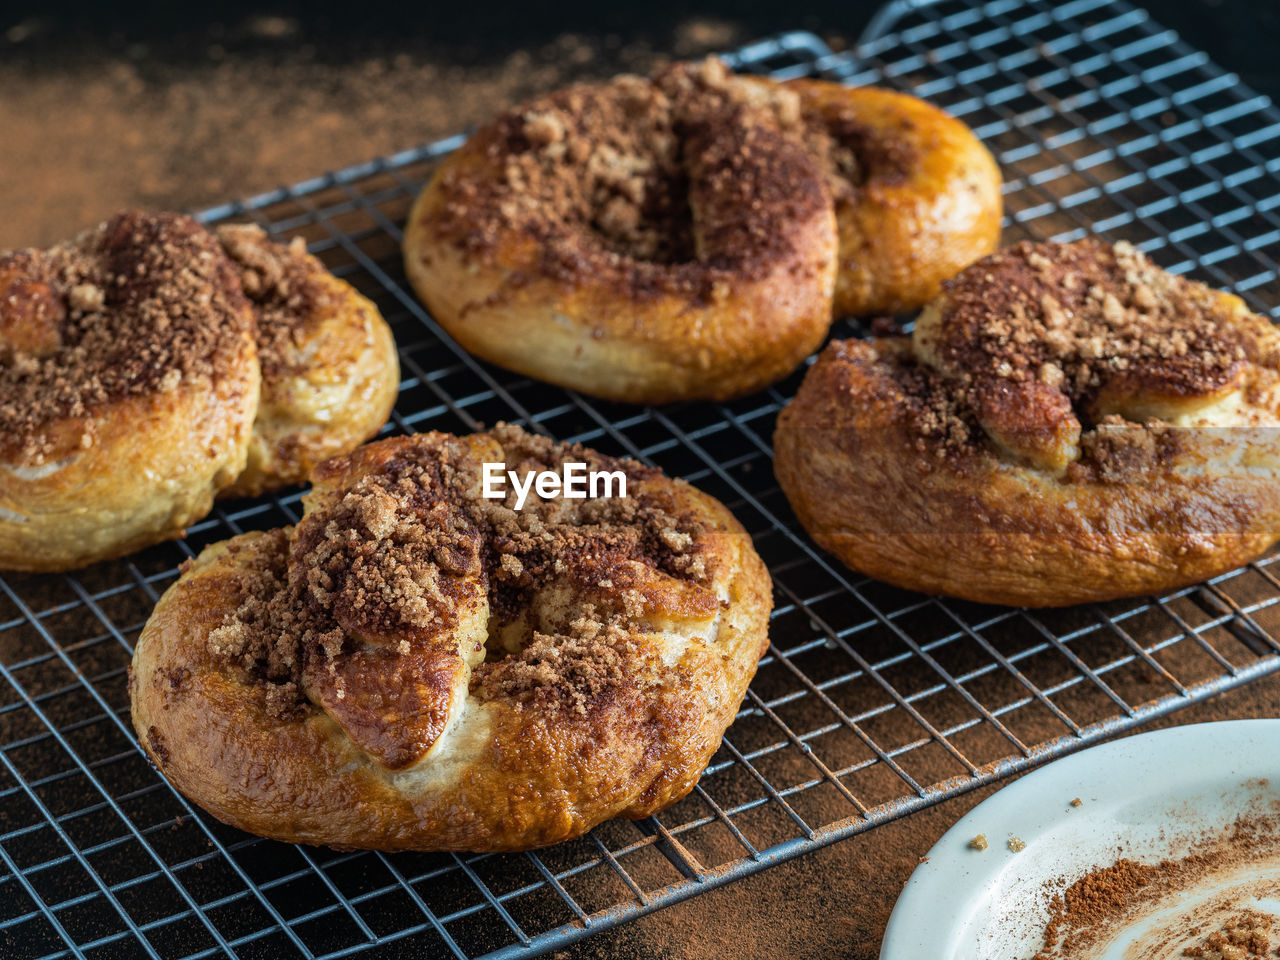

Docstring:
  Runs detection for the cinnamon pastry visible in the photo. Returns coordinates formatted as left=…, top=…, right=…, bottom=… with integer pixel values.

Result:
left=0, top=212, right=398, bottom=572
left=783, top=79, right=1002, bottom=317
left=215, top=225, right=400, bottom=497
left=774, top=239, right=1280, bottom=607
left=402, top=59, right=1003, bottom=404
left=403, top=59, right=839, bottom=404
left=0, top=212, right=260, bottom=573
left=130, top=425, right=772, bottom=851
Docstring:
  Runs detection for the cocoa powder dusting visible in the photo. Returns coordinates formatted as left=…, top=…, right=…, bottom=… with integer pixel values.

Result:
left=1032, top=814, right=1280, bottom=959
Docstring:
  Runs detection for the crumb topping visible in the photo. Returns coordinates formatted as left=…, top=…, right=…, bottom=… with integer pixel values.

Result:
left=206, top=425, right=718, bottom=721
left=1182, top=910, right=1273, bottom=958
left=901, top=239, right=1280, bottom=476
left=429, top=57, right=830, bottom=302
left=470, top=627, right=646, bottom=718
left=216, top=223, right=333, bottom=379
left=0, top=211, right=255, bottom=463
left=928, top=239, right=1269, bottom=400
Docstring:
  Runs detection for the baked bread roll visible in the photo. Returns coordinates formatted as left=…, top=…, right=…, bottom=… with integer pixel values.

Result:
left=215, top=225, right=400, bottom=497
left=0, top=212, right=260, bottom=573
left=774, top=239, right=1280, bottom=607
left=404, top=59, right=839, bottom=404
left=130, top=425, right=772, bottom=851
left=403, top=60, right=1003, bottom=404
left=0, top=212, right=399, bottom=572
left=784, top=79, right=1002, bottom=317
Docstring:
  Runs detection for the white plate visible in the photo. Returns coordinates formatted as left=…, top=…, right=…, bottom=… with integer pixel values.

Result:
left=880, top=720, right=1280, bottom=960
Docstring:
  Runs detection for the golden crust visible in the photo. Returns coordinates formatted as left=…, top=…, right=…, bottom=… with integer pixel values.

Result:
left=130, top=427, right=772, bottom=851
left=784, top=80, right=1003, bottom=317
left=0, top=213, right=398, bottom=572
left=403, top=61, right=839, bottom=404
left=215, top=226, right=400, bottom=497
left=403, top=64, right=1001, bottom=405
left=0, top=373, right=259, bottom=573
left=0, top=212, right=261, bottom=573
left=774, top=242, right=1280, bottom=607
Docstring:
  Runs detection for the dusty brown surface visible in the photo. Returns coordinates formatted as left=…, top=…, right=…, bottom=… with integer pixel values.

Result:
left=548, top=684, right=1280, bottom=960
left=4, top=24, right=1280, bottom=960
left=0, top=22, right=761, bottom=250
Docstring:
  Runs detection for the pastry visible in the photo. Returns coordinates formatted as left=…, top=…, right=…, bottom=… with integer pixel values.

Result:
left=404, top=59, right=839, bottom=404
left=130, top=425, right=773, bottom=851
left=0, top=212, right=399, bottom=571
left=215, top=224, right=399, bottom=497
left=0, top=212, right=260, bottom=572
left=403, top=59, right=1003, bottom=403
left=774, top=239, right=1280, bottom=606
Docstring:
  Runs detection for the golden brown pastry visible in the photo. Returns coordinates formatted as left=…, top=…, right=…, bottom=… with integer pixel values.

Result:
left=783, top=79, right=1002, bottom=317
left=0, top=212, right=261, bottom=573
left=774, top=239, right=1280, bottom=607
left=403, top=59, right=839, bottom=404
left=130, top=425, right=772, bottom=851
left=0, top=212, right=399, bottom=572
left=403, top=60, right=1003, bottom=404
left=215, top=225, right=400, bottom=497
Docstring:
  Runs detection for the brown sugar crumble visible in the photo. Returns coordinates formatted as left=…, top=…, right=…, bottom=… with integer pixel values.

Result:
left=428, top=57, right=831, bottom=303
left=203, top=424, right=720, bottom=721
left=931, top=239, right=1264, bottom=398
left=0, top=210, right=254, bottom=463
left=1182, top=910, right=1273, bottom=958
left=899, top=238, right=1280, bottom=473
left=216, top=223, right=332, bottom=379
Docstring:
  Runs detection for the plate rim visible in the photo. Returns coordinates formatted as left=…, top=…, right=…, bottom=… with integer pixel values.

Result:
left=878, top=718, right=1280, bottom=960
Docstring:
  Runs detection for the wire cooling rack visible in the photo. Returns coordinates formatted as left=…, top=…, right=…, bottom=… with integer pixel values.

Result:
left=5, top=1, right=1280, bottom=957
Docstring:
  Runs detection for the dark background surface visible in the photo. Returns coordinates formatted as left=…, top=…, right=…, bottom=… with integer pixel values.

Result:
left=3, top=0, right=1278, bottom=99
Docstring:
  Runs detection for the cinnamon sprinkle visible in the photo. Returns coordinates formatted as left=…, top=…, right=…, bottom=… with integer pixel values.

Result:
left=429, top=57, right=830, bottom=303
left=888, top=239, right=1280, bottom=472
left=1031, top=814, right=1280, bottom=959
left=204, top=424, right=718, bottom=720
left=0, top=210, right=254, bottom=464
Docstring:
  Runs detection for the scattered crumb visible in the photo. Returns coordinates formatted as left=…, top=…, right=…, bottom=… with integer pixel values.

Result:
left=969, top=834, right=988, bottom=851
left=1182, top=909, right=1274, bottom=958
left=1009, top=837, right=1027, bottom=853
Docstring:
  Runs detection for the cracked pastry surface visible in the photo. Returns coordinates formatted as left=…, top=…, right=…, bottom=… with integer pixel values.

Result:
left=774, top=239, right=1280, bottom=607
left=129, top=425, right=772, bottom=851
left=0, top=212, right=398, bottom=572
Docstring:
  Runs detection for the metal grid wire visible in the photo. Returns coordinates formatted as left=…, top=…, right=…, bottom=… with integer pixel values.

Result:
left=4, top=0, right=1280, bottom=956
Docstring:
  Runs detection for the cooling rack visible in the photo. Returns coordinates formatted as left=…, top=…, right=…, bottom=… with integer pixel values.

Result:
left=5, top=0, right=1280, bottom=957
